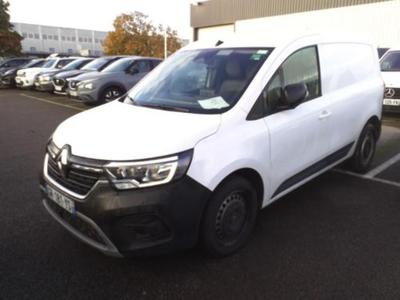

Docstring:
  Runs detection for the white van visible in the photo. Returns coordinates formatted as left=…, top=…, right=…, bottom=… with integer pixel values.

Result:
left=40, top=33, right=383, bottom=257
left=380, top=48, right=400, bottom=112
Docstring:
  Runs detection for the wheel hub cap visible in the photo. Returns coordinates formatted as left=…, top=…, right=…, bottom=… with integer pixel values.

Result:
left=216, top=192, right=247, bottom=244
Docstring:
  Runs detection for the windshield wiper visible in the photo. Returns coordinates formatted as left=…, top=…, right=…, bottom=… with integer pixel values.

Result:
left=138, top=102, right=190, bottom=113
left=125, top=96, right=190, bottom=112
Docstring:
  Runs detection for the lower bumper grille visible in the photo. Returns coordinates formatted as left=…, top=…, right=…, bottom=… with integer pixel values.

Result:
left=43, top=198, right=121, bottom=256
left=47, top=199, right=105, bottom=245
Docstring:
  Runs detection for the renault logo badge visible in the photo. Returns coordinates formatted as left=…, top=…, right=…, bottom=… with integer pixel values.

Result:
left=56, top=145, right=71, bottom=178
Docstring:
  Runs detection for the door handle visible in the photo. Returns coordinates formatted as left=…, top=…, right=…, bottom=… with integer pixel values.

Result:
left=318, top=110, right=332, bottom=120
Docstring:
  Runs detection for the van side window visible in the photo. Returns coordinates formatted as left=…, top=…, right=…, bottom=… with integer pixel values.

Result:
left=281, top=46, right=320, bottom=101
left=247, top=46, right=321, bottom=120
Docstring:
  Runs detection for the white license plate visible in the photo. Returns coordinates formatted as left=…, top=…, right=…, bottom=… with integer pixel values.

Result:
left=55, top=86, right=62, bottom=91
left=47, top=185, right=76, bottom=214
left=384, top=99, right=400, bottom=106
left=69, top=91, right=78, bottom=97
left=15, top=78, right=21, bottom=83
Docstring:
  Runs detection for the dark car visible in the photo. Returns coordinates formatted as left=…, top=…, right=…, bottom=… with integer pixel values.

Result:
left=35, top=58, right=93, bottom=92
left=53, top=56, right=124, bottom=95
left=0, top=58, right=45, bottom=88
left=0, top=57, right=32, bottom=74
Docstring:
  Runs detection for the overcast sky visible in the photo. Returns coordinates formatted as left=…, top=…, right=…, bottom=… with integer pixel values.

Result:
left=8, top=0, right=194, bottom=39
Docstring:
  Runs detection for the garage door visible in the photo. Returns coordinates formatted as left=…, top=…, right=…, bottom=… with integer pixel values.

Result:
left=197, top=24, right=234, bottom=41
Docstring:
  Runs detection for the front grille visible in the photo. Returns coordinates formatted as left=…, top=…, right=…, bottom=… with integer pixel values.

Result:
left=47, top=154, right=102, bottom=196
left=46, top=199, right=106, bottom=245
left=385, top=88, right=400, bottom=99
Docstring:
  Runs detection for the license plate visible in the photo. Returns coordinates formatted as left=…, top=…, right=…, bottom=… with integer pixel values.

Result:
left=69, top=91, right=78, bottom=97
left=15, top=78, right=21, bottom=83
left=55, top=86, right=62, bottom=91
left=384, top=99, right=400, bottom=106
left=47, top=185, right=76, bottom=214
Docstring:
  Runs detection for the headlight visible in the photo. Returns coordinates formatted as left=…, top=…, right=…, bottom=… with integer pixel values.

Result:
left=18, top=71, right=25, bottom=77
left=79, top=81, right=94, bottom=90
left=105, top=150, right=193, bottom=190
left=41, top=75, right=51, bottom=81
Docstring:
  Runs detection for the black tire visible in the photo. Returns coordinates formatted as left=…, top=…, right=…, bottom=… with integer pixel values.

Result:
left=100, top=86, right=125, bottom=104
left=348, top=123, right=378, bottom=174
left=201, top=176, right=258, bottom=258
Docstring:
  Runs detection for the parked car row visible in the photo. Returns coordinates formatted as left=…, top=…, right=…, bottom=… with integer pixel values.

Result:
left=1, top=48, right=398, bottom=112
left=0, top=54, right=162, bottom=105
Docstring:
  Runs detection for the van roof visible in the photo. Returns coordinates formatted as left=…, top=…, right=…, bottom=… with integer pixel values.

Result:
left=184, top=32, right=375, bottom=51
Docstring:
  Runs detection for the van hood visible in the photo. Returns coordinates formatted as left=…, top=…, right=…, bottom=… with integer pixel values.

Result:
left=381, top=72, right=400, bottom=87
left=52, top=100, right=221, bottom=161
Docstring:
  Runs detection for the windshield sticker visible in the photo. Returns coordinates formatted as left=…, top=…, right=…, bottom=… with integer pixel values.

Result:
left=216, top=50, right=233, bottom=56
left=250, top=54, right=262, bottom=61
left=257, top=50, right=269, bottom=54
left=198, top=97, right=230, bottom=109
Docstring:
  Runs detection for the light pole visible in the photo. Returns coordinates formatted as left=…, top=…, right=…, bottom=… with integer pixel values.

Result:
left=164, top=28, right=168, bottom=59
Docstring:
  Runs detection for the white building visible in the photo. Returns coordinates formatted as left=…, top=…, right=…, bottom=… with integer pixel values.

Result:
left=191, top=0, right=400, bottom=48
left=12, top=22, right=108, bottom=56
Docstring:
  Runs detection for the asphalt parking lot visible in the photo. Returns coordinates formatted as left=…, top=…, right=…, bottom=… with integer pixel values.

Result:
left=1, top=89, right=400, bottom=300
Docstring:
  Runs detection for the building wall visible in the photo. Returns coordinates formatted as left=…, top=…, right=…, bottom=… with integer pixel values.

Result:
left=191, top=0, right=389, bottom=28
left=13, top=22, right=107, bottom=56
left=234, top=1, right=400, bottom=47
left=192, top=0, right=400, bottom=48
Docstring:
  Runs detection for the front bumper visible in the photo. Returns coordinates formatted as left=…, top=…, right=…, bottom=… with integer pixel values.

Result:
left=15, top=76, right=34, bottom=88
left=40, top=168, right=211, bottom=257
left=0, top=75, right=14, bottom=87
left=35, top=80, right=54, bottom=92
left=383, top=104, right=400, bottom=113
left=74, top=88, right=99, bottom=103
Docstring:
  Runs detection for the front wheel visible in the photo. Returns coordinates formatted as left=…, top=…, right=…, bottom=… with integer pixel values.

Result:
left=200, top=176, right=258, bottom=257
left=348, top=123, right=377, bottom=173
left=101, top=86, right=125, bottom=103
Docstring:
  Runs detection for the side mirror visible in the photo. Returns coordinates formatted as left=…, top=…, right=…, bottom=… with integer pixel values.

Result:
left=283, top=82, right=308, bottom=108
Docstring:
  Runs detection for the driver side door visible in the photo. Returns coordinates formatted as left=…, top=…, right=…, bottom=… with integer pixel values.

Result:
left=262, top=46, right=332, bottom=199
left=125, top=60, right=152, bottom=87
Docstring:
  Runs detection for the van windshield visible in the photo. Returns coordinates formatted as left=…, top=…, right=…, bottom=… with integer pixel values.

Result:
left=124, top=48, right=272, bottom=114
left=381, top=51, right=400, bottom=72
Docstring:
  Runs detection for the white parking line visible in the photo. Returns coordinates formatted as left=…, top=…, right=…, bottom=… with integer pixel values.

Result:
left=365, top=153, right=400, bottom=178
left=333, top=169, right=400, bottom=189
left=20, top=93, right=84, bottom=111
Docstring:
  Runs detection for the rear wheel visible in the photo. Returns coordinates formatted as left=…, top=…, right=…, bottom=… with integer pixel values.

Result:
left=101, top=86, right=125, bottom=103
left=201, top=176, right=258, bottom=257
left=348, top=123, right=377, bottom=173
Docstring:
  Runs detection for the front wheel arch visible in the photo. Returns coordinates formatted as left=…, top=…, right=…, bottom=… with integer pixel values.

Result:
left=99, top=85, right=126, bottom=103
left=210, top=168, right=264, bottom=210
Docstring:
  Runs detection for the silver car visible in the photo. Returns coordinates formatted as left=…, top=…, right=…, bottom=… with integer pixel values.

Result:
left=69, top=57, right=162, bottom=105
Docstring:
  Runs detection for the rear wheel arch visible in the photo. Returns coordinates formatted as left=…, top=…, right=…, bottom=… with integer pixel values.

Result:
left=366, top=115, right=381, bottom=139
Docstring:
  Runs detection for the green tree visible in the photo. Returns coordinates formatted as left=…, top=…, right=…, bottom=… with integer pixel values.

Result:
left=0, top=0, right=22, bottom=57
left=103, top=11, right=182, bottom=58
